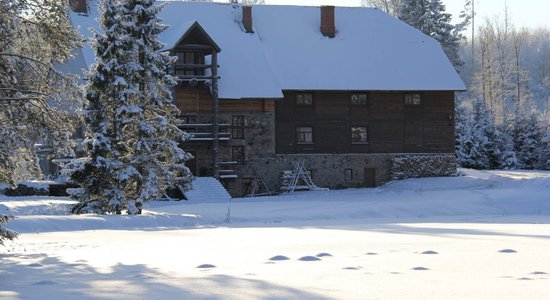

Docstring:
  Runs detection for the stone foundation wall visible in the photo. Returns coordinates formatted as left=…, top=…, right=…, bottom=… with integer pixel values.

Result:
left=225, top=153, right=457, bottom=197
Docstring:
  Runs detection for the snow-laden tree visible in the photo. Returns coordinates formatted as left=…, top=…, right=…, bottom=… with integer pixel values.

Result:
left=512, top=109, right=546, bottom=169
left=495, top=123, right=517, bottom=169
left=456, top=99, right=498, bottom=169
left=0, top=0, right=80, bottom=185
left=0, top=214, right=17, bottom=246
left=66, top=0, right=139, bottom=214
left=67, top=0, right=192, bottom=214
left=397, top=0, right=469, bottom=68
left=119, top=0, right=193, bottom=214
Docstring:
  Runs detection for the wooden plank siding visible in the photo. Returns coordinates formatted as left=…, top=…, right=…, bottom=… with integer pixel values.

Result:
left=175, top=86, right=275, bottom=113
left=275, top=91, right=455, bottom=154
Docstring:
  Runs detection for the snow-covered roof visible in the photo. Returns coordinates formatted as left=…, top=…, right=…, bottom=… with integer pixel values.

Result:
left=66, top=1, right=466, bottom=100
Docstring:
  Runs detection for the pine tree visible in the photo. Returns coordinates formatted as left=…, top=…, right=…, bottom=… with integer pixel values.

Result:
left=513, top=109, right=545, bottom=169
left=119, top=0, right=193, bottom=214
left=495, top=122, right=518, bottom=169
left=456, top=99, right=498, bottom=169
left=66, top=0, right=139, bottom=214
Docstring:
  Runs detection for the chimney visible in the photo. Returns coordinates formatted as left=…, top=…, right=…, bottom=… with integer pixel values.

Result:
left=242, top=6, right=253, bottom=33
left=69, top=0, right=87, bottom=13
left=320, top=6, right=335, bottom=38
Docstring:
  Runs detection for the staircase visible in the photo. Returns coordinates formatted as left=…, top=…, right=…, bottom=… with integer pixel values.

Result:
left=184, top=177, right=232, bottom=203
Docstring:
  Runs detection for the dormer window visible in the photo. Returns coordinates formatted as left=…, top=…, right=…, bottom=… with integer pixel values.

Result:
left=174, top=51, right=205, bottom=76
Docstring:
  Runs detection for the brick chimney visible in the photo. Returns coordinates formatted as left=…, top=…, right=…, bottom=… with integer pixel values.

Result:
left=320, top=6, right=335, bottom=38
left=69, top=0, right=87, bottom=13
left=242, top=6, right=253, bottom=33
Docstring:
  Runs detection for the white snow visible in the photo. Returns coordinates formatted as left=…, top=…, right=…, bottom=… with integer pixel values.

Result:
left=2, top=169, right=550, bottom=299
left=184, top=177, right=232, bottom=203
left=65, top=1, right=465, bottom=100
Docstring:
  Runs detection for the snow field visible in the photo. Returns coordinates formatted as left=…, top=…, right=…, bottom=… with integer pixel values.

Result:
left=1, top=169, right=550, bottom=299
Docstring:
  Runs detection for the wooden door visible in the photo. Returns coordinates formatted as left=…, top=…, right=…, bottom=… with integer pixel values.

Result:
left=364, top=168, right=376, bottom=188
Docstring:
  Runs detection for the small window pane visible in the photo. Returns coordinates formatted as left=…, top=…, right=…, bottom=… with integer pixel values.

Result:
left=232, top=128, right=244, bottom=139
left=344, top=169, right=353, bottom=182
left=296, top=93, right=313, bottom=106
left=351, top=94, right=368, bottom=105
left=232, top=116, right=244, bottom=127
left=405, top=93, right=422, bottom=105
left=297, top=127, right=313, bottom=144
left=351, top=127, right=368, bottom=143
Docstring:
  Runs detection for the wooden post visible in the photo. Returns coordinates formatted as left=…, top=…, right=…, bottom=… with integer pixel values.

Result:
left=211, top=51, right=220, bottom=179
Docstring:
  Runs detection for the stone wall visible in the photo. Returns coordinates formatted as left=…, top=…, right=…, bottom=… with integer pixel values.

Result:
left=225, top=153, right=457, bottom=197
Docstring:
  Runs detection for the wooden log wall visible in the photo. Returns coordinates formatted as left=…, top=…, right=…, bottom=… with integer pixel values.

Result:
left=275, top=91, right=455, bottom=154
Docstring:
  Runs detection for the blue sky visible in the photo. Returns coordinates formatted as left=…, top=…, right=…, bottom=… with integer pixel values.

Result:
left=264, top=0, right=550, bottom=30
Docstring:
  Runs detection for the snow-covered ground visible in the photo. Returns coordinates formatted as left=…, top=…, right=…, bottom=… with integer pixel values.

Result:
left=2, top=169, right=550, bottom=299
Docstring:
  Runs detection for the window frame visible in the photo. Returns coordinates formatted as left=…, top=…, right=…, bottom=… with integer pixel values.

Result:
left=351, top=126, right=368, bottom=144
left=404, top=93, right=422, bottom=106
left=231, top=115, right=244, bottom=140
left=296, top=93, right=314, bottom=106
left=350, top=93, right=368, bottom=106
left=296, top=126, right=314, bottom=144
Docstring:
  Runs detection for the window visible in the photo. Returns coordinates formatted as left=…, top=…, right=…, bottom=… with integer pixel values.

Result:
left=232, top=146, right=245, bottom=165
left=351, top=94, right=368, bottom=106
left=344, top=169, right=353, bottom=182
left=296, top=93, right=313, bottom=106
left=296, top=127, right=313, bottom=144
left=405, top=93, right=422, bottom=106
left=231, top=115, right=244, bottom=139
left=351, top=127, right=368, bottom=144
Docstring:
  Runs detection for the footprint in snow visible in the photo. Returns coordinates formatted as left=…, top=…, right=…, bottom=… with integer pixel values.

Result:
left=531, top=271, right=548, bottom=275
left=33, top=280, right=56, bottom=285
left=421, top=250, right=439, bottom=255
left=366, top=252, right=378, bottom=256
left=269, top=255, right=290, bottom=261
left=516, top=277, right=534, bottom=281
left=343, top=266, right=362, bottom=270
left=27, top=263, right=43, bottom=268
left=412, top=267, right=430, bottom=271
left=499, top=249, right=517, bottom=253
left=131, top=274, right=155, bottom=279
left=298, top=256, right=321, bottom=261
left=316, top=253, right=333, bottom=258
left=197, top=264, right=216, bottom=269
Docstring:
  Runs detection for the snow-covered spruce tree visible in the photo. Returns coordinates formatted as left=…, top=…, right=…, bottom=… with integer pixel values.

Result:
left=397, top=0, right=468, bottom=68
left=0, top=215, right=18, bottom=246
left=512, top=109, right=546, bottom=169
left=456, top=99, right=498, bottom=169
left=0, top=0, right=80, bottom=185
left=118, top=0, right=193, bottom=214
left=495, top=122, right=518, bottom=169
left=67, top=0, right=139, bottom=214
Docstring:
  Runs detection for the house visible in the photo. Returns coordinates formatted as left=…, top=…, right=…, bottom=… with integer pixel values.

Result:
left=66, top=0, right=465, bottom=197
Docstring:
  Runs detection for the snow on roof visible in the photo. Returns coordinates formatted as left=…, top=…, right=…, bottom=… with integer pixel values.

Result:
left=66, top=1, right=465, bottom=100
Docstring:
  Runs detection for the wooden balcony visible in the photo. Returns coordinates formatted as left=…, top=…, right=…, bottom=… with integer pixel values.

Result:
left=179, top=122, right=231, bottom=142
